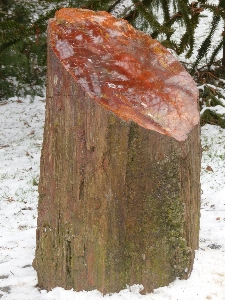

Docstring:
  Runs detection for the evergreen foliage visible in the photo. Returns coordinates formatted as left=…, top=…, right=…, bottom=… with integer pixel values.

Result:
left=192, top=0, right=225, bottom=71
left=198, top=79, right=225, bottom=128
left=0, top=0, right=63, bottom=100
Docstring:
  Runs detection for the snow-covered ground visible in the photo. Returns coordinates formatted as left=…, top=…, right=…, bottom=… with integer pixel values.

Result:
left=1, top=0, right=225, bottom=298
left=0, top=94, right=225, bottom=300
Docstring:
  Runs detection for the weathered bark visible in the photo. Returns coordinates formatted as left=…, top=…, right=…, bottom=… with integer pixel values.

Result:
left=33, top=51, right=201, bottom=294
left=33, top=8, right=201, bottom=295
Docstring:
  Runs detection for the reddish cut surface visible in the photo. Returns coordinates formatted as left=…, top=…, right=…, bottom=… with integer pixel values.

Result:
left=49, top=8, right=199, bottom=141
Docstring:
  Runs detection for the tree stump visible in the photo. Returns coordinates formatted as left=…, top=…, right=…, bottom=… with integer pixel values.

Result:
left=33, top=8, right=201, bottom=294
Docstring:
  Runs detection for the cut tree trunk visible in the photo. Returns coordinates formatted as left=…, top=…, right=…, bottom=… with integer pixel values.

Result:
left=33, top=8, right=201, bottom=294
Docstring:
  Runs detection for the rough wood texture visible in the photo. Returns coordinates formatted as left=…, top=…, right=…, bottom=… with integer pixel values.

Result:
left=33, top=52, right=201, bottom=294
left=33, top=8, right=201, bottom=294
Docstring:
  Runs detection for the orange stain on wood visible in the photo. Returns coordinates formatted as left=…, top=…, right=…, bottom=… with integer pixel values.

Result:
left=49, top=8, right=199, bottom=141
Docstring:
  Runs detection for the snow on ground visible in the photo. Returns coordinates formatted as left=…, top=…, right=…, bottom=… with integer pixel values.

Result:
left=0, top=0, right=225, bottom=298
left=0, top=93, right=225, bottom=300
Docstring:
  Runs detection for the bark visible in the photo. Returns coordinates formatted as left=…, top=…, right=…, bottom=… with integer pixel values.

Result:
left=33, top=41, right=201, bottom=293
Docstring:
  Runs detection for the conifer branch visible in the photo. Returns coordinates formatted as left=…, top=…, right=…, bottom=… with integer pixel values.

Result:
left=192, top=14, right=220, bottom=71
